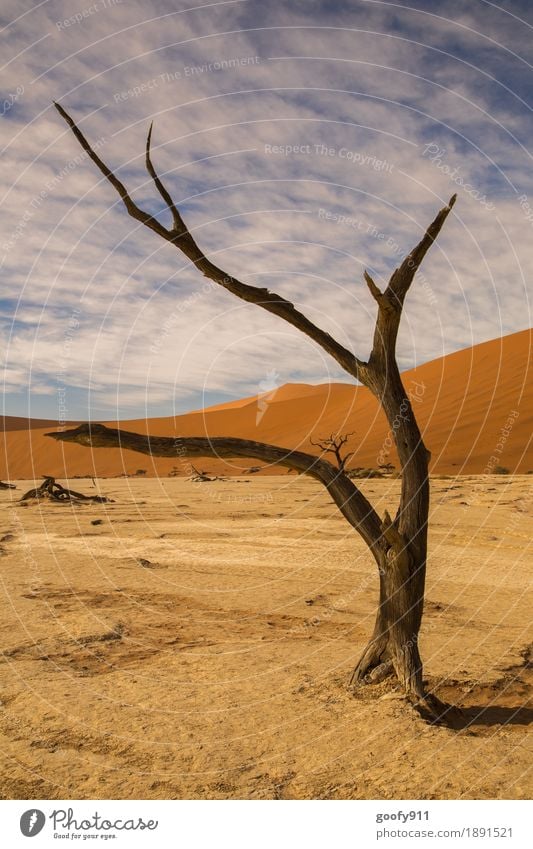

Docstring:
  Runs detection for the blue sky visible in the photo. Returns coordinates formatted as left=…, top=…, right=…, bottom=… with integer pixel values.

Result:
left=1, top=0, right=532, bottom=421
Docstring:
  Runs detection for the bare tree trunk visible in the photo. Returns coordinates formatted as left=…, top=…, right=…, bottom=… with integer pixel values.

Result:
left=365, top=548, right=425, bottom=696
left=349, top=361, right=430, bottom=700
left=350, top=528, right=426, bottom=698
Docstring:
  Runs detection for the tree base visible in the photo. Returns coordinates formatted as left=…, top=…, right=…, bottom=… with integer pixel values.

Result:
left=348, top=628, right=460, bottom=724
left=348, top=633, right=391, bottom=687
left=408, top=692, right=457, bottom=724
left=349, top=649, right=459, bottom=725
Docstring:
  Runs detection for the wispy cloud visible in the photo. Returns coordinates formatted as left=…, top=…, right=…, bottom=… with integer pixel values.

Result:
left=1, top=0, right=532, bottom=418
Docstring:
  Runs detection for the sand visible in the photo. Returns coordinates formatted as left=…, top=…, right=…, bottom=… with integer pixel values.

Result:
left=1, top=329, right=532, bottom=480
left=0, top=474, right=531, bottom=800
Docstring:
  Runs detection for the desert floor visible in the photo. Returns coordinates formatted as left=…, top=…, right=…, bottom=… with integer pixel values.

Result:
left=0, top=475, right=531, bottom=800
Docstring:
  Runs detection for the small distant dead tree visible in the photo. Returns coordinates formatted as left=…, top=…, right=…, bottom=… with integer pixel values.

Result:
left=0, top=481, right=16, bottom=490
left=379, top=462, right=396, bottom=474
left=310, top=431, right=356, bottom=472
left=48, top=103, right=457, bottom=719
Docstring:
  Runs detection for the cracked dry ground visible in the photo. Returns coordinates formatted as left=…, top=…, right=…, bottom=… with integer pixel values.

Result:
left=0, top=476, right=531, bottom=799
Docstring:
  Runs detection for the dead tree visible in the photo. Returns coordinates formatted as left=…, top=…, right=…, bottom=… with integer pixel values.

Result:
left=49, top=102, right=457, bottom=717
left=310, top=431, right=356, bottom=472
left=0, top=481, right=16, bottom=489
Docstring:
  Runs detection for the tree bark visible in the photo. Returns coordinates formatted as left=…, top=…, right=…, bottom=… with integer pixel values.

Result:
left=348, top=359, right=430, bottom=699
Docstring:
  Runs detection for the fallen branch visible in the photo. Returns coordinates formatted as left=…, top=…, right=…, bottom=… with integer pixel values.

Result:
left=189, top=465, right=227, bottom=482
left=20, top=476, right=112, bottom=503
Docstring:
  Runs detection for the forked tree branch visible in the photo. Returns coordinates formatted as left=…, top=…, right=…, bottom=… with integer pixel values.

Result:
left=54, top=102, right=455, bottom=397
left=145, top=122, right=186, bottom=234
left=387, top=194, right=457, bottom=302
left=54, top=103, right=366, bottom=381
left=46, top=423, right=385, bottom=552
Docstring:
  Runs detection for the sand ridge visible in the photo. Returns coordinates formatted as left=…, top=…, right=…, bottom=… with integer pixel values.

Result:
left=0, top=329, right=531, bottom=480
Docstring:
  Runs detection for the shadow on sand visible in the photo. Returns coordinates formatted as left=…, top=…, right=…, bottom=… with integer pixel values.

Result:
left=439, top=702, right=533, bottom=730
left=431, top=660, right=532, bottom=730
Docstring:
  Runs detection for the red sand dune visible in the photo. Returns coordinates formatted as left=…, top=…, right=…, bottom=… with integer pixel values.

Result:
left=0, top=416, right=61, bottom=432
left=1, top=329, right=531, bottom=479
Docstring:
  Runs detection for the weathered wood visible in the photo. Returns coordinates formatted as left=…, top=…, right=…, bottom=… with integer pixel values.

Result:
left=189, top=465, right=227, bottom=482
left=50, top=103, right=457, bottom=714
left=20, top=475, right=112, bottom=504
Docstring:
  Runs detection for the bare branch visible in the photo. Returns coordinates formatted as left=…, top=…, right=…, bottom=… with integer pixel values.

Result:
left=337, top=431, right=355, bottom=446
left=53, top=102, right=168, bottom=240
left=310, top=431, right=354, bottom=450
left=387, top=193, right=457, bottom=305
left=145, top=123, right=187, bottom=235
left=54, top=103, right=367, bottom=381
left=309, top=437, right=330, bottom=452
left=364, top=270, right=384, bottom=304
left=367, top=194, right=456, bottom=373
left=46, top=423, right=384, bottom=551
